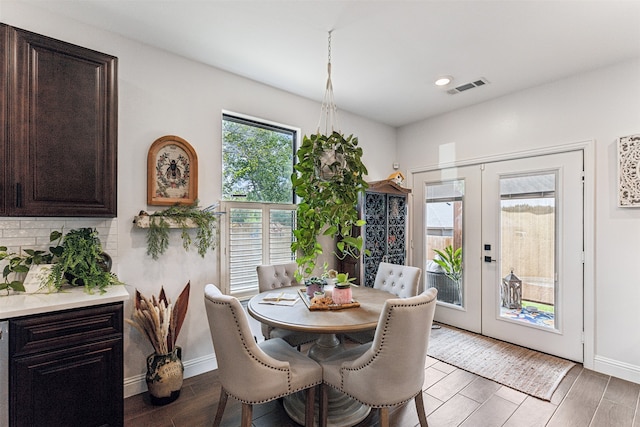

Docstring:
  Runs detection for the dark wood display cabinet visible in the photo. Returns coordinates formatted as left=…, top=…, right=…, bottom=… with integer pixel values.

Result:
left=338, top=179, right=411, bottom=287
left=0, top=23, right=118, bottom=217
left=9, top=302, right=124, bottom=427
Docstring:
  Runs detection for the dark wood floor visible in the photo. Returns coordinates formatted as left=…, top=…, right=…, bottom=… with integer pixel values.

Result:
left=126, top=305, right=639, bottom=426
left=124, top=350, right=640, bottom=427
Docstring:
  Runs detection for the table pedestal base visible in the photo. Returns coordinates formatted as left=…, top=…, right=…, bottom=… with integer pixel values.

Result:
left=284, top=387, right=370, bottom=427
left=283, top=333, right=370, bottom=427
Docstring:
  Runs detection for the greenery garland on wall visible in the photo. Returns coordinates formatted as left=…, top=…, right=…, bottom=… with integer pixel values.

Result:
left=136, top=203, right=220, bottom=260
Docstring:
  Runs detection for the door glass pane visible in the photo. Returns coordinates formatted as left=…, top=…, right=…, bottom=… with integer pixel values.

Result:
left=499, top=172, right=556, bottom=329
left=425, top=180, right=464, bottom=306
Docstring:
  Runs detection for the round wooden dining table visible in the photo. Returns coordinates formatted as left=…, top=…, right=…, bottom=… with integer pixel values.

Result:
left=248, top=285, right=396, bottom=427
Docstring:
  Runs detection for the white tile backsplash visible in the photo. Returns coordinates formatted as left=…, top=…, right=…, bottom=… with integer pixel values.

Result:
left=0, top=218, right=118, bottom=258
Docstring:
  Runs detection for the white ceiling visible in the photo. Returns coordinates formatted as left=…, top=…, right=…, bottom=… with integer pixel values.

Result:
left=20, top=0, right=640, bottom=127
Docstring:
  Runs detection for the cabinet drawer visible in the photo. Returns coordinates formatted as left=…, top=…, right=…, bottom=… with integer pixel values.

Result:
left=10, top=303, right=123, bottom=357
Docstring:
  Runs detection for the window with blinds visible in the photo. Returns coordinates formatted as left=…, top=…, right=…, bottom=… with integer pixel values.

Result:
left=220, top=112, right=298, bottom=299
left=222, top=202, right=296, bottom=299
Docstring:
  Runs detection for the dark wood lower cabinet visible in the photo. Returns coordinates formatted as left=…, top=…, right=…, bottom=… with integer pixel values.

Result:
left=9, top=303, right=123, bottom=427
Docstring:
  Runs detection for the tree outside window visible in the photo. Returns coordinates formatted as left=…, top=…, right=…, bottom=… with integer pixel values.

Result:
left=222, top=115, right=294, bottom=204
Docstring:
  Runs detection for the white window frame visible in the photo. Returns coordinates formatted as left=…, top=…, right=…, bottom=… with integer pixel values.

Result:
left=219, top=111, right=300, bottom=299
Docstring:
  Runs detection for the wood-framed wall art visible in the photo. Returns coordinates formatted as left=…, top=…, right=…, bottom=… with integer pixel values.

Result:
left=617, top=133, right=640, bottom=207
left=147, top=135, right=198, bottom=206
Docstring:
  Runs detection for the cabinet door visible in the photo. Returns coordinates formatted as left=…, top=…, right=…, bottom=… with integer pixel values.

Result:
left=11, top=339, right=123, bottom=427
left=385, top=194, right=407, bottom=265
left=8, top=27, right=117, bottom=217
left=0, top=25, right=7, bottom=215
left=363, top=192, right=387, bottom=287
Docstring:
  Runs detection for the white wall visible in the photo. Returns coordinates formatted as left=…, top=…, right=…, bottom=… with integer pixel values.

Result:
left=397, top=58, right=640, bottom=384
left=2, top=2, right=397, bottom=396
left=5, top=0, right=638, bottom=391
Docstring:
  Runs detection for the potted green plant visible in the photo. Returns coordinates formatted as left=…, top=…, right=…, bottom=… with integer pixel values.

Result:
left=304, top=276, right=326, bottom=297
left=0, top=228, right=121, bottom=295
left=0, top=249, right=30, bottom=293
left=332, top=272, right=356, bottom=305
left=433, top=245, right=463, bottom=303
left=291, top=131, right=368, bottom=280
left=0, top=230, right=63, bottom=293
left=44, top=227, right=121, bottom=294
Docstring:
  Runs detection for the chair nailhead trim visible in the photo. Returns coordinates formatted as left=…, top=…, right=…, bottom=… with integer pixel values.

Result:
left=337, top=295, right=436, bottom=393
left=323, top=383, right=414, bottom=408
left=210, top=299, right=322, bottom=397
left=229, top=381, right=321, bottom=405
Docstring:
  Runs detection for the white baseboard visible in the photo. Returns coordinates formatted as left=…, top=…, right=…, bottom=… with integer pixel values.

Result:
left=593, top=355, right=640, bottom=385
left=124, top=353, right=218, bottom=398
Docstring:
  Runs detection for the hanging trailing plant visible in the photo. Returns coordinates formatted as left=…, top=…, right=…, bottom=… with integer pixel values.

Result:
left=291, top=31, right=369, bottom=280
left=139, top=202, right=219, bottom=260
left=291, top=131, right=368, bottom=279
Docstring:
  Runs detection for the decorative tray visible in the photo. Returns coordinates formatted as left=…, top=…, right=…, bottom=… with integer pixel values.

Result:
left=297, top=289, right=360, bottom=311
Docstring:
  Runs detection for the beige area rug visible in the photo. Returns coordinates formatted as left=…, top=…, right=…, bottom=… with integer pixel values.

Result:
left=427, top=325, right=576, bottom=401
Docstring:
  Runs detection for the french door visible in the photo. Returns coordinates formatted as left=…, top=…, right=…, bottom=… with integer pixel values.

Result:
left=413, top=150, right=584, bottom=362
left=413, top=165, right=483, bottom=333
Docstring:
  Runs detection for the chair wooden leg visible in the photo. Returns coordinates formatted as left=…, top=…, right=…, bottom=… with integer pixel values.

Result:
left=213, top=388, right=228, bottom=427
left=241, top=402, right=253, bottom=427
left=319, top=383, right=329, bottom=427
left=379, top=407, right=390, bottom=427
left=304, top=386, right=316, bottom=427
left=415, top=392, right=429, bottom=427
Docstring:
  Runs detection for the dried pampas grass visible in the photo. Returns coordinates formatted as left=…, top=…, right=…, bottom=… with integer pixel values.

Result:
left=126, top=281, right=190, bottom=354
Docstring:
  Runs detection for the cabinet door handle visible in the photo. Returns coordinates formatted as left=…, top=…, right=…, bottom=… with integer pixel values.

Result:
left=16, top=183, right=22, bottom=208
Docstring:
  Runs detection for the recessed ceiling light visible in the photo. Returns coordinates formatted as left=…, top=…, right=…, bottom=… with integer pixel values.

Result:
left=435, top=76, right=453, bottom=86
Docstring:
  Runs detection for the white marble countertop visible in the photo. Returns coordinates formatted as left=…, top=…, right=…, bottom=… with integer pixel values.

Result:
left=0, top=285, right=130, bottom=319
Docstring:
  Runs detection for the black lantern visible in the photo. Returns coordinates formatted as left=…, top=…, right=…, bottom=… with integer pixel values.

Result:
left=501, top=269, right=522, bottom=309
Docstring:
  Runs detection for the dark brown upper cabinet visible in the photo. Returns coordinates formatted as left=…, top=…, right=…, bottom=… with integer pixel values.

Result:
left=2, top=24, right=117, bottom=217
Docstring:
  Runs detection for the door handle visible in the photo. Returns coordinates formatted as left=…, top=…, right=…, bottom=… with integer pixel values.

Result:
left=484, top=256, right=496, bottom=263
left=16, top=183, right=22, bottom=208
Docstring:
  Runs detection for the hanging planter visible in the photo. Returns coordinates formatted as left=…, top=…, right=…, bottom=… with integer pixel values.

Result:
left=316, top=143, right=347, bottom=181
left=291, top=31, right=368, bottom=280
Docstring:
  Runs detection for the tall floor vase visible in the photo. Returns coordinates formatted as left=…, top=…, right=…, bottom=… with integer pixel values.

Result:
left=146, top=347, right=184, bottom=405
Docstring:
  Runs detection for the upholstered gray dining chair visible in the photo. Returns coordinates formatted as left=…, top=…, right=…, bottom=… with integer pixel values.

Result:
left=204, top=284, right=322, bottom=427
left=345, top=262, right=422, bottom=344
left=320, top=287, right=437, bottom=427
left=257, top=263, right=320, bottom=349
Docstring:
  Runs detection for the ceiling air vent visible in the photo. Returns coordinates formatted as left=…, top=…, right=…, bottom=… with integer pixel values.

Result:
left=447, top=78, right=490, bottom=95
